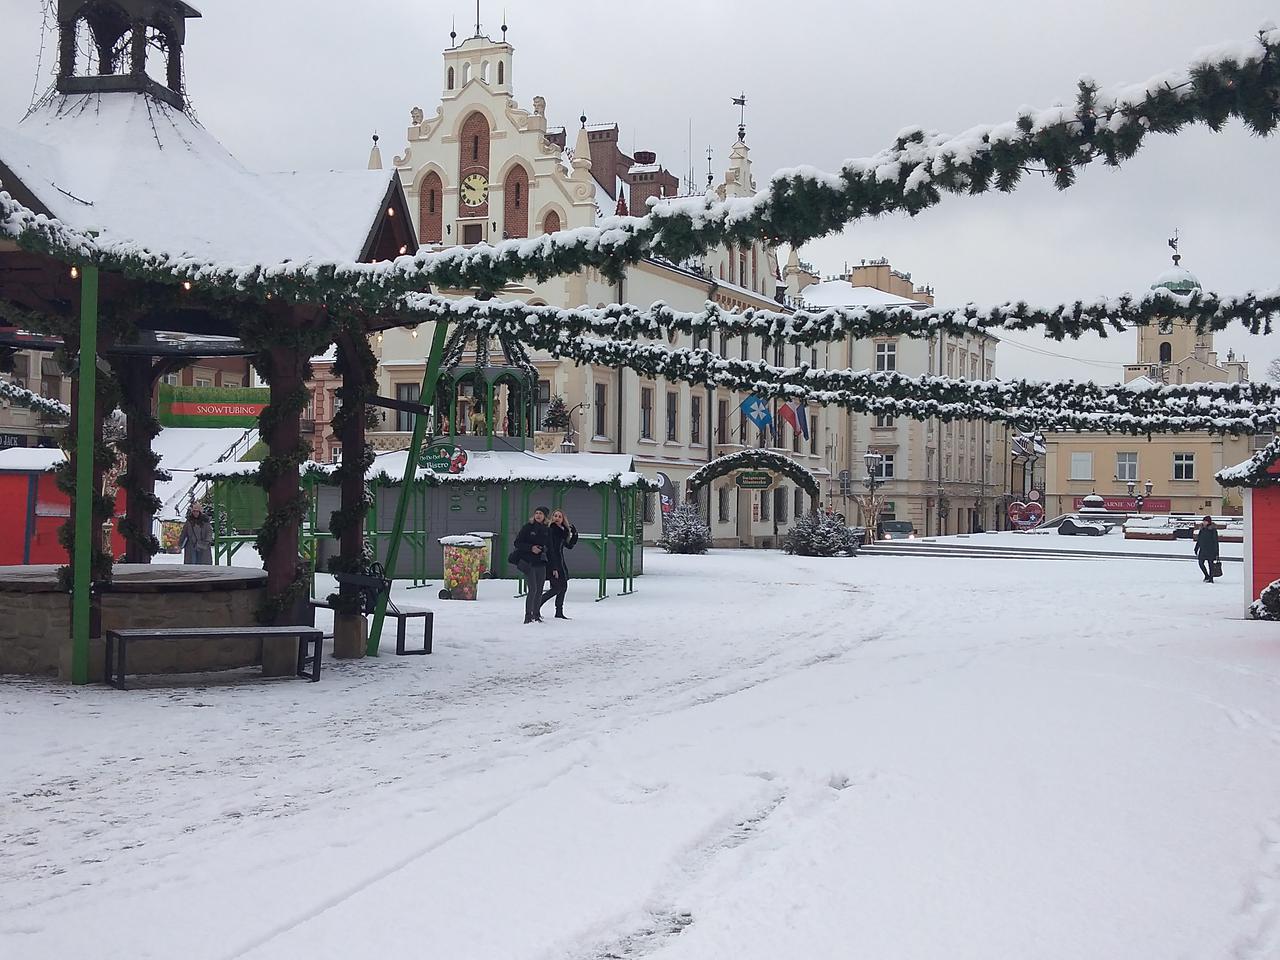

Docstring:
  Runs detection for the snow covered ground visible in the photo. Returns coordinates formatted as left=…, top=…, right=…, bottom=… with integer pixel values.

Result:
left=4, top=549, right=1279, bottom=960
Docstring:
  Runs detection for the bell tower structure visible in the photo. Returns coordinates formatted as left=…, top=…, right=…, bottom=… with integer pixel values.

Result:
left=55, top=0, right=201, bottom=109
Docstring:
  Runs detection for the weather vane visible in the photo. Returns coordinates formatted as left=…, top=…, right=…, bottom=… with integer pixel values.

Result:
left=1168, top=228, right=1180, bottom=265
left=733, top=92, right=748, bottom=140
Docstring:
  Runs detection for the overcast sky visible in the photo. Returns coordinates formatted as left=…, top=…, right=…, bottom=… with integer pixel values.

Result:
left=2, top=0, right=1277, bottom=382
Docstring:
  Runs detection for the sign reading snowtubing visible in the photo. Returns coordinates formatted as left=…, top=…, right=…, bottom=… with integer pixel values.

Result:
left=736, top=471, right=773, bottom=490
left=157, top=384, right=268, bottom=428
left=419, top=443, right=468, bottom=474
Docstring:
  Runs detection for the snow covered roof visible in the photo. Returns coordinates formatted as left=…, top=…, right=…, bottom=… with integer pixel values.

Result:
left=197, top=449, right=656, bottom=489
left=0, top=93, right=401, bottom=266
left=0, top=426, right=252, bottom=519
left=799, top=280, right=925, bottom=308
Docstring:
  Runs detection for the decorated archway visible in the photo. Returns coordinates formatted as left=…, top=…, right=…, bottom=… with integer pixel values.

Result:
left=687, top=449, right=821, bottom=512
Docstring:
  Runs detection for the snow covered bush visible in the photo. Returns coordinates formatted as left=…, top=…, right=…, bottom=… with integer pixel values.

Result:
left=662, top=502, right=711, bottom=555
left=543, top=395, right=569, bottom=430
left=783, top=511, right=859, bottom=557
left=1249, top=579, right=1280, bottom=620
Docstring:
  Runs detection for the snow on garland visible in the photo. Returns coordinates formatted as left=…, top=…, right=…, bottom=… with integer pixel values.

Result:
left=408, top=286, right=1280, bottom=345
left=687, top=449, right=821, bottom=498
left=497, top=330, right=1280, bottom=435
left=0, top=376, right=70, bottom=419
left=2, top=26, right=1278, bottom=300
left=1217, top=435, right=1280, bottom=487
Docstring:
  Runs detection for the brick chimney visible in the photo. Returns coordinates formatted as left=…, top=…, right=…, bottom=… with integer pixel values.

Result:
left=626, top=149, right=679, bottom=212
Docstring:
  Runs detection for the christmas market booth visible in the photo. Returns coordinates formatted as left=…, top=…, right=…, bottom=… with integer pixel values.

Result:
left=1218, top=438, right=1280, bottom=617
left=198, top=448, right=653, bottom=601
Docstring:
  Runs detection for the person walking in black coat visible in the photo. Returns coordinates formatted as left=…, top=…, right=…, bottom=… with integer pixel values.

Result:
left=513, top=507, right=551, bottom=623
left=1194, top=515, right=1220, bottom=583
left=539, top=509, right=579, bottom=619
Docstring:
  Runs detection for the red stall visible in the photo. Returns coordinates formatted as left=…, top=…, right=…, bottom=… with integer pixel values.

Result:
left=0, top=450, right=126, bottom=566
left=1220, top=441, right=1280, bottom=615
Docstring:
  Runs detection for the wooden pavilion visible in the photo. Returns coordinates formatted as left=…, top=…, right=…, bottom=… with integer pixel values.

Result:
left=0, top=0, right=419, bottom=681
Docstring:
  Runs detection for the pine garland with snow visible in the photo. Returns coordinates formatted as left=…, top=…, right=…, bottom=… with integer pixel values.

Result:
left=482, top=329, right=1280, bottom=435
left=1218, top=435, right=1280, bottom=487
left=687, top=449, right=820, bottom=498
left=783, top=511, right=860, bottom=558
left=661, top=502, right=712, bottom=555
left=2, top=27, right=1278, bottom=300
left=407, top=286, right=1280, bottom=346
left=0, top=376, right=70, bottom=419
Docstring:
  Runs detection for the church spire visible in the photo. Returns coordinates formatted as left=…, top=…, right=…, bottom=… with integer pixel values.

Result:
left=367, top=133, right=383, bottom=171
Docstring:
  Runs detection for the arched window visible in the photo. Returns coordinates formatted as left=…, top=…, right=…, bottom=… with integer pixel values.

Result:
left=447, top=66, right=454, bottom=90
left=505, top=166, right=530, bottom=238
left=1159, top=341, right=1172, bottom=363
left=462, top=62, right=472, bottom=84
left=418, top=171, right=443, bottom=243
left=543, top=210, right=561, bottom=234
left=480, top=61, right=490, bottom=83
left=498, top=61, right=504, bottom=85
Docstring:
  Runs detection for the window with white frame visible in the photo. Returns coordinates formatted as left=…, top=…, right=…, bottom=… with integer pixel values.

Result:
left=1116, top=452, right=1138, bottom=481
left=875, top=341, right=897, bottom=372
left=718, top=485, right=730, bottom=522
left=1174, top=452, right=1195, bottom=480
left=875, top=413, right=895, bottom=429
left=871, top=454, right=895, bottom=479
left=691, top=394, right=703, bottom=445
left=1069, top=452, right=1094, bottom=481
left=809, top=410, right=818, bottom=454
left=759, top=488, right=770, bottom=520
left=194, top=377, right=212, bottom=388
left=666, top=390, right=678, bottom=441
left=330, top=444, right=342, bottom=463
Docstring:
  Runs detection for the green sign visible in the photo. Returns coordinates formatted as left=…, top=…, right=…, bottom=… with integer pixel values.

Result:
left=419, top=442, right=468, bottom=474
left=736, top=471, right=772, bottom=489
left=157, top=383, right=268, bottom=428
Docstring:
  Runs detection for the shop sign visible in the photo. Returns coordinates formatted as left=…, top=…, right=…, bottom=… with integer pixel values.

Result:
left=420, top=443, right=468, bottom=474
left=1072, top=496, right=1172, bottom=512
left=736, top=471, right=772, bottom=489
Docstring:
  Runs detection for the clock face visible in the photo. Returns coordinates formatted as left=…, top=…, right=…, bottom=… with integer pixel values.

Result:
left=460, top=173, right=489, bottom=207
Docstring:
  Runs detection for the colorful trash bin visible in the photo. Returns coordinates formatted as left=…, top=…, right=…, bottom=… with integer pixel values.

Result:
left=466, top=530, right=495, bottom=576
left=439, top=535, right=487, bottom=600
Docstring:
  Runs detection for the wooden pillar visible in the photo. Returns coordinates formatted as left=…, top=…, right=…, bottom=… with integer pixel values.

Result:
left=264, top=342, right=304, bottom=624
left=332, top=330, right=367, bottom=659
left=117, top=356, right=162, bottom=564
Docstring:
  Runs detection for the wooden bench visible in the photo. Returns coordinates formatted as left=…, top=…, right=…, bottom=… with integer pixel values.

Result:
left=313, top=569, right=433, bottom=656
left=104, top=626, right=323, bottom=690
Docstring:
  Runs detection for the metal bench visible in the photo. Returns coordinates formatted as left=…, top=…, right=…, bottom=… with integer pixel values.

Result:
left=103, top=626, right=323, bottom=689
left=312, top=568, right=433, bottom=656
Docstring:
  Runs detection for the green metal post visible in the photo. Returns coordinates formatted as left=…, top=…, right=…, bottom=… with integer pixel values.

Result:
left=70, top=264, right=99, bottom=685
left=368, top=320, right=451, bottom=655
left=597, top=486, right=610, bottom=601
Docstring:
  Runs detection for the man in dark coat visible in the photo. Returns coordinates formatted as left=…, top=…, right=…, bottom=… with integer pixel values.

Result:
left=1194, top=515, right=1220, bottom=583
left=513, top=507, right=551, bottom=623
left=539, top=508, right=579, bottom=619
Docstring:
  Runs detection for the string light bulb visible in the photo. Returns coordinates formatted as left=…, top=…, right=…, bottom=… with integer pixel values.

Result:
left=398, top=245, right=408, bottom=255
left=182, top=280, right=192, bottom=291
left=410, top=325, right=419, bottom=338
left=69, top=266, right=79, bottom=279
left=387, top=207, right=396, bottom=217
left=376, top=332, right=384, bottom=344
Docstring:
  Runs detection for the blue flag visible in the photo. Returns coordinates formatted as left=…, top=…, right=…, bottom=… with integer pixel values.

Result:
left=740, top=395, right=772, bottom=431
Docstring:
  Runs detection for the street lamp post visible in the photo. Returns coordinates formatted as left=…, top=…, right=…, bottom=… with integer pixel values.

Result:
left=559, top=401, right=590, bottom=453
left=860, top=450, right=886, bottom=542
left=1126, top=478, right=1155, bottom=513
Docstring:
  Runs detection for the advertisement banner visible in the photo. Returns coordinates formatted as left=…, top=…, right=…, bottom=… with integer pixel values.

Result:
left=1073, top=496, right=1172, bottom=512
left=158, top=384, right=269, bottom=428
left=655, top=472, right=677, bottom=535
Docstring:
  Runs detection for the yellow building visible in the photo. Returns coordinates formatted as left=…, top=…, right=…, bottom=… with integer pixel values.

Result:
left=1042, top=255, right=1255, bottom=518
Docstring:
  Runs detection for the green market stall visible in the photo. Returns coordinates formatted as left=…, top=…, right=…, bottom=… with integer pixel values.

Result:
left=200, top=448, right=654, bottom=601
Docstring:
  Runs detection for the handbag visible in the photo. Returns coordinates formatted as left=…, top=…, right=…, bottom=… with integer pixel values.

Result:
left=507, top=549, right=521, bottom=566
left=1211, top=559, right=1224, bottom=578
